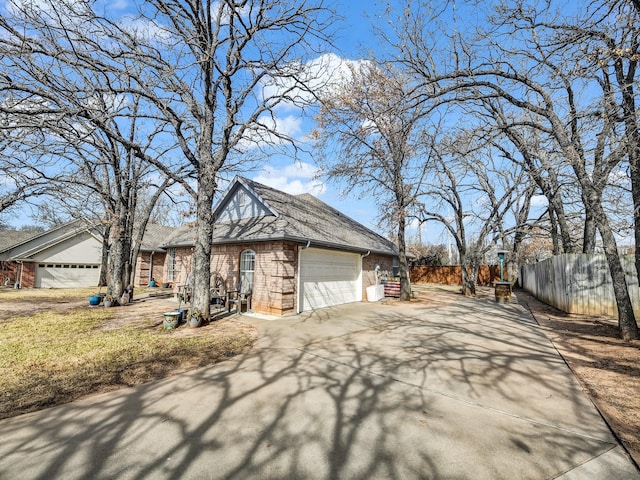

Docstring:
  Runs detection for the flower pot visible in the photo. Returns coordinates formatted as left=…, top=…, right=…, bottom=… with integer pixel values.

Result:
left=103, top=300, right=114, bottom=308
left=163, top=311, right=180, bottom=329
left=189, top=316, right=202, bottom=328
left=89, top=295, right=101, bottom=306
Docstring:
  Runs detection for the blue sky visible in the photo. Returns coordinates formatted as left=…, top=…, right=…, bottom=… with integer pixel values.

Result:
left=241, top=1, right=402, bottom=240
left=2, top=0, right=528, bottom=248
left=3, top=0, right=402, bottom=238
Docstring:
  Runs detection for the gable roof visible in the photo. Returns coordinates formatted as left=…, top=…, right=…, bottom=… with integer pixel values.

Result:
left=139, top=223, right=178, bottom=252
left=0, top=230, right=35, bottom=253
left=163, top=176, right=397, bottom=256
left=0, top=218, right=102, bottom=260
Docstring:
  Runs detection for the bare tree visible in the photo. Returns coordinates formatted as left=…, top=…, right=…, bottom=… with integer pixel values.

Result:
left=388, top=0, right=639, bottom=339
left=313, top=62, right=434, bottom=300
left=103, top=0, right=337, bottom=316
left=0, top=1, right=187, bottom=297
left=417, top=131, right=528, bottom=296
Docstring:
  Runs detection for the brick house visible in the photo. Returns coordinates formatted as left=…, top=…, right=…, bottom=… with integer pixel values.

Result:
left=161, top=177, right=398, bottom=315
left=1, top=178, right=398, bottom=315
left=0, top=220, right=104, bottom=288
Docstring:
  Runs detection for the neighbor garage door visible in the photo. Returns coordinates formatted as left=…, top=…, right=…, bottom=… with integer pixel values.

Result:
left=35, top=264, right=101, bottom=288
left=300, top=248, right=361, bottom=311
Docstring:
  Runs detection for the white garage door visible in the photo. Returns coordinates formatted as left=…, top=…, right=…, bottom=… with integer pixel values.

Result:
left=300, top=248, right=361, bottom=311
left=35, top=264, right=101, bottom=288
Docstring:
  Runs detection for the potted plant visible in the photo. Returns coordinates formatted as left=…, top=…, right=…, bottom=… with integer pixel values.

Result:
left=89, top=288, right=104, bottom=306
left=163, top=310, right=181, bottom=329
left=188, top=308, right=205, bottom=328
left=88, top=294, right=102, bottom=306
left=103, top=295, right=117, bottom=308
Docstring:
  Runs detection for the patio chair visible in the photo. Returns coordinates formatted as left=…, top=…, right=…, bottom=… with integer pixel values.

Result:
left=209, top=272, right=226, bottom=311
left=177, top=272, right=193, bottom=304
left=227, top=281, right=251, bottom=313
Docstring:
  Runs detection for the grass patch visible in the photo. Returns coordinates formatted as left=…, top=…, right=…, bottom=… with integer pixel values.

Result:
left=0, top=287, right=99, bottom=302
left=0, top=298, right=256, bottom=419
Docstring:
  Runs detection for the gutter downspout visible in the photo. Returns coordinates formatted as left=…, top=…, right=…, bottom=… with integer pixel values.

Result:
left=297, top=241, right=311, bottom=314
left=149, top=252, right=154, bottom=286
left=359, top=251, right=370, bottom=302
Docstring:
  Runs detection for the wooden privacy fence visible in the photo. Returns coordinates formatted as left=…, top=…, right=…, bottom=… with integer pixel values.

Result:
left=410, top=265, right=502, bottom=286
left=520, top=254, right=640, bottom=319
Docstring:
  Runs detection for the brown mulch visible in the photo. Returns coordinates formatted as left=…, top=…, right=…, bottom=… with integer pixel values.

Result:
left=514, top=288, right=640, bottom=469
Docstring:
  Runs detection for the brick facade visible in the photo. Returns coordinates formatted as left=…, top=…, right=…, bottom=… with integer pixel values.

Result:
left=0, top=261, right=20, bottom=287
left=362, top=253, right=395, bottom=297
left=134, top=251, right=167, bottom=287
left=167, top=242, right=396, bottom=316
left=19, top=262, right=36, bottom=288
left=208, top=241, right=299, bottom=315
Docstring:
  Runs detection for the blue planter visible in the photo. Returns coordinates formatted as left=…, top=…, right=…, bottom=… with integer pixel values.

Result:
left=89, top=295, right=101, bottom=306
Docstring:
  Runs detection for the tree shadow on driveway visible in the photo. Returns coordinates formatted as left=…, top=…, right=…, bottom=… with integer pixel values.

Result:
left=0, top=290, right=632, bottom=479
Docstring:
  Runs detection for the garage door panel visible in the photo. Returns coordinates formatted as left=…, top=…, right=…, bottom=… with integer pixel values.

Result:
left=300, top=248, right=361, bottom=311
left=36, top=265, right=100, bottom=288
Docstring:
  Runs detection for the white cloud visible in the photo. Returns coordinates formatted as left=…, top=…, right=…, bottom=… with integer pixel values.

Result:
left=117, top=15, right=173, bottom=43
left=261, top=53, right=367, bottom=111
left=530, top=195, right=548, bottom=207
left=237, top=113, right=304, bottom=150
left=253, top=162, right=325, bottom=196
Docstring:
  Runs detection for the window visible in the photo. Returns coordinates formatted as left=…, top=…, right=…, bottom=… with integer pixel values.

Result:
left=392, top=257, right=399, bottom=277
left=239, top=250, right=255, bottom=292
left=168, top=248, right=176, bottom=282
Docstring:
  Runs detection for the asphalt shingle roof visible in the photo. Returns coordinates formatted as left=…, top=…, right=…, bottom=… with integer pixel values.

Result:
left=140, top=224, right=180, bottom=252
left=162, top=177, right=397, bottom=256
left=0, top=230, right=36, bottom=253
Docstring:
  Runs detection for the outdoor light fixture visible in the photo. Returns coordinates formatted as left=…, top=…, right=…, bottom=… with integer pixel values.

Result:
left=496, top=250, right=508, bottom=283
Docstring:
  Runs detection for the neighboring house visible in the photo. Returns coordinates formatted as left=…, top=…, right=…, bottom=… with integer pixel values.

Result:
left=0, top=220, right=176, bottom=289
left=162, top=176, right=398, bottom=315
left=0, top=219, right=104, bottom=288
left=0, top=229, right=37, bottom=286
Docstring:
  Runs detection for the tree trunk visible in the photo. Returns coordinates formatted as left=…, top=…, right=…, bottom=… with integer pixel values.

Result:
left=594, top=200, right=639, bottom=339
left=460, top=254, right=476, bottom=296
left=107, top=206, right=134, bottom=300
left=620, top=86, right=640, bottom=290
left=98, top=225, right=110, bottom=287
left=397, top=215, right=411, bottom=301
left=107, top=223, right=127, bottom=299
left=191, top=171, right=216, bottom=318
left=582, top=203, right=597, bottom=253
left=549, top=208, right=561, bottom=255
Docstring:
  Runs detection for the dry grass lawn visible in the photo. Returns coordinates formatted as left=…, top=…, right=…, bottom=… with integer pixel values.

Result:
left=0, top=287, right=257, bottom=419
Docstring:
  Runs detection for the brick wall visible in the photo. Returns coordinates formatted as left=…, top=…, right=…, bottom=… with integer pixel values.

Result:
left=20, top=262, right=36, bottom=288
left=134, top=251, right=168, bottom=287
left=209, top=241, right=298, bottom=315
left=362, top=254, right=395, bottom=297
left=0, top=261, right=20, bottom=286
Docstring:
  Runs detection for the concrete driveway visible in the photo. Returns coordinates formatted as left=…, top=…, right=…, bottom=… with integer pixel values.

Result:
left=0, top=290, right=638, bottom=479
